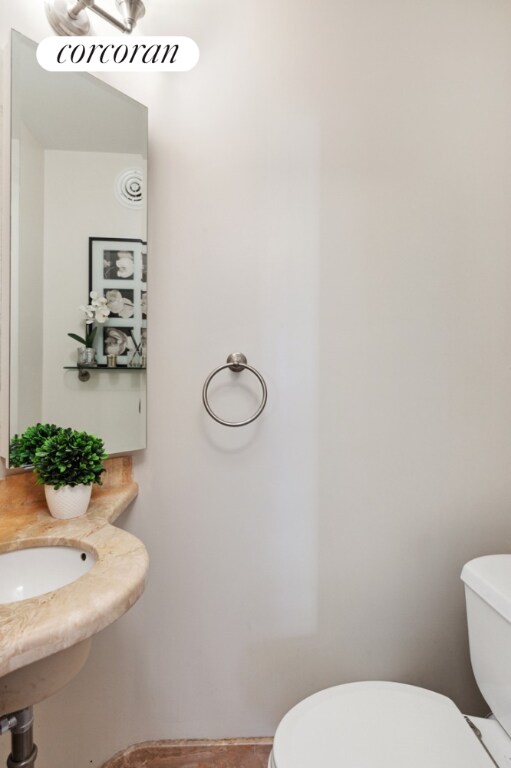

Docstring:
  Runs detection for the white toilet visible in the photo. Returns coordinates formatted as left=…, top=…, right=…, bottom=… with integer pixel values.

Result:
left=270, top=554, right=511, bottom=767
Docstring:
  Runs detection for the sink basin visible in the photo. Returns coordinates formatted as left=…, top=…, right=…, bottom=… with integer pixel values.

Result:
left=0, top=545, right=97, bottom=713
left=0, top=456, right=148, bottom=718
left=0, top=546, right=96, bottom=604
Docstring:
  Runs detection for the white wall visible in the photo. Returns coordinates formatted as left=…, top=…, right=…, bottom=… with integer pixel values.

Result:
left=11, top=124, right=44, bottom=433
left=3, top=1, right=511, bottom=766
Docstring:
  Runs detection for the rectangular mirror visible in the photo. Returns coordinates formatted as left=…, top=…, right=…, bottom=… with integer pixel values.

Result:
left=1, top=30, right=148, bottom=461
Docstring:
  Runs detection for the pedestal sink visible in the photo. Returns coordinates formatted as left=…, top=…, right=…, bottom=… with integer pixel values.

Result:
left=0, top=546, right=97, bottom=715
left=0, top=456, right=147, bottom=768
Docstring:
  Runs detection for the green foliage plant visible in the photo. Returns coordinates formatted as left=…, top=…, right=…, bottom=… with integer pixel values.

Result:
left=33, top=428, right=108, bottom=489
left=9, top=423, right=61, bottom=467
left=68, top=325, right=98, bottom=348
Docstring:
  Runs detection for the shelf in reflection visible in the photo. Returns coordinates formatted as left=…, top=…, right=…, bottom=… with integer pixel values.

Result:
left=64, top=365, right=146, bottom=381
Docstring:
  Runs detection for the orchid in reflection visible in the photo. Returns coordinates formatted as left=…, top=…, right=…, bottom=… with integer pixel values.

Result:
left=68, top=292, right=111, bottom=347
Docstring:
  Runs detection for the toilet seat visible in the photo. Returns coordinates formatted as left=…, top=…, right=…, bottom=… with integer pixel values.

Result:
left=270, top=681, right=495, bottom=768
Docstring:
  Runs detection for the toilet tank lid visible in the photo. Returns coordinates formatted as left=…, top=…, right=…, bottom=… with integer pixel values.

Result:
left=461, top=555, right=511, bottom=622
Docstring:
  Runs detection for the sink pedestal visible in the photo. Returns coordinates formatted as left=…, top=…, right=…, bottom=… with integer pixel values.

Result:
left=0, top=640, right=91, bottom=715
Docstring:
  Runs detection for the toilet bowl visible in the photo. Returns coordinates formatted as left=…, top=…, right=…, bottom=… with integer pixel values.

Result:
left=270, top=555, right=511, bottom=768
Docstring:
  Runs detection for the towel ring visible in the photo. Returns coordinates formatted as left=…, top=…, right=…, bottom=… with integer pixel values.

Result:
left=202, top=353, right=268, bottom=427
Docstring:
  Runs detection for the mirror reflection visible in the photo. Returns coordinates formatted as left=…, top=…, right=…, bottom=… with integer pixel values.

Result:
left=6, top=30, right=148, bottom=459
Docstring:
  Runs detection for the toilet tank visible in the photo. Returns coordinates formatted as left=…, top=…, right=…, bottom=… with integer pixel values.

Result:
left=461, top=555, right=511, bottom=736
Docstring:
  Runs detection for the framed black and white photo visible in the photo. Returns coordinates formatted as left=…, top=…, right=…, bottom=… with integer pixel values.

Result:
left=104, top=289, right=135, bottom=319
left=89, top=237, right=147, bottom=366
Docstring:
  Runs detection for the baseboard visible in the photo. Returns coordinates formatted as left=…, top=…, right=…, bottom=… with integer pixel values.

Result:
left=101, top=737, right=273, bottom=768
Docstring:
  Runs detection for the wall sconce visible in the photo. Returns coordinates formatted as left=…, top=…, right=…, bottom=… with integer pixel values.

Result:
left=45, top=0, right=146, bottom=35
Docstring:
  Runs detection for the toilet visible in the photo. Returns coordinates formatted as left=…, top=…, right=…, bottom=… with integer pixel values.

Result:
left=270, top=554, right=511, bottom=767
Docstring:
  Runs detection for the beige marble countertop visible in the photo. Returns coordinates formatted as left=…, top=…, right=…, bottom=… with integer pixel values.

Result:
left=0, top=457, right=148, bottom=677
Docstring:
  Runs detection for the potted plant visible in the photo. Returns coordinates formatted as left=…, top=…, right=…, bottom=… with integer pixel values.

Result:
left=68, top=291, right=110, bottom=367
left=10, top=425, right=108, bottom=519
left=9, top=422, right=61, bottom=467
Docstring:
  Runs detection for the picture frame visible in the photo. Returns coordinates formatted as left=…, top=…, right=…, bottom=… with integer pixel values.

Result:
left=89, top=237, right=147, bottom=366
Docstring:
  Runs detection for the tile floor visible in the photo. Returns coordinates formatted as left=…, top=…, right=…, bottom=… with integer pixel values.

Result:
left=102, top=738, right=273, bottom=768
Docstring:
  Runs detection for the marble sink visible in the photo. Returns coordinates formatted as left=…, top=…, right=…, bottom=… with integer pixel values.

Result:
left=0, top=458, right=148, bottom=715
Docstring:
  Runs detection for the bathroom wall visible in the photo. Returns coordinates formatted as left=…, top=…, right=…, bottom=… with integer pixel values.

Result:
left=3, top=1, right=511, bottom=766
left=11, top=125, right=44, bottom=433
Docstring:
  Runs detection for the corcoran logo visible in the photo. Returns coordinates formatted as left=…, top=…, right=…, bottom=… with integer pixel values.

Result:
left=37, top=36, right=199, bottom=72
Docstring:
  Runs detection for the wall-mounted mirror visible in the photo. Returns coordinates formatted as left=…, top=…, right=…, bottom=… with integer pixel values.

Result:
left=2, top=30, right=148, bottom=461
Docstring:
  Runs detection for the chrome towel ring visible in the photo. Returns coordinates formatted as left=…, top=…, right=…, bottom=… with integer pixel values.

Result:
left=202, top=353, right=268, bottom=427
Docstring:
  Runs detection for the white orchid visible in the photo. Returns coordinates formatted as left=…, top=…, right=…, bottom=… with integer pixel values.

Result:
left=83, top=292, right=110, bottom=324
left=69, top=292, right=111, bottom=348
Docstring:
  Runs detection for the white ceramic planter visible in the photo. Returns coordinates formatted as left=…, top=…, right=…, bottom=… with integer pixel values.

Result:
left=44, top=484, right=92, bottom=519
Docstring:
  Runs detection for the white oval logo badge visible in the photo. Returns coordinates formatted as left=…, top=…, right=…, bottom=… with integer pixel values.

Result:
left=37, top=36, right=199, bottom=72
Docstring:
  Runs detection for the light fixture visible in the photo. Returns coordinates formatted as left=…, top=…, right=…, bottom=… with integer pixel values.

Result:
left=45, top=0, right=146, bottom=35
